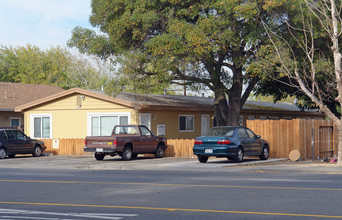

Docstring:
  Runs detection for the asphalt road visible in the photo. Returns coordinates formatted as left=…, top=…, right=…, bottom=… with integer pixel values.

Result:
left=0, top=155, right=342, bottom=219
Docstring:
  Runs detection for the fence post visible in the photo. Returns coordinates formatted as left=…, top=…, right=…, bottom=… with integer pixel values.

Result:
left=311, top=128, right=314, bottom=161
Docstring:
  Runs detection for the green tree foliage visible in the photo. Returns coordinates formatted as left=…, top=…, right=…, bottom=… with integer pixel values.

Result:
left=69, top=0, right=292, bottom=125
left=0, top=45, right=108, bottom=90
left=0, top=45, right=70, bottom=88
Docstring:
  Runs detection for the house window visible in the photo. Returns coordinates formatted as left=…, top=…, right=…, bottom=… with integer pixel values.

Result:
left=157, top=124, right=166, bottom=136
left=89, top=113, right=129, bottom=136
left=248, top=116, right=255, bottom=120
left=10, top=117, right=21, bottom=127
left=179, top=115, right=194, bottom=132
left=31, top=114, right=52, bottom=139
left=260, top=116, right=267, bottom=120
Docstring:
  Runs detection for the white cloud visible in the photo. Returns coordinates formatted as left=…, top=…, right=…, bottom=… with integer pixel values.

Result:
left=0, top=0, right=92, bottom=49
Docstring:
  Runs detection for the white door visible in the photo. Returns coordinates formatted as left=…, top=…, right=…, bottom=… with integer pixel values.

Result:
left=139, top=113, right=151, bottom=130
left=201, top=115, right=210, bottom=136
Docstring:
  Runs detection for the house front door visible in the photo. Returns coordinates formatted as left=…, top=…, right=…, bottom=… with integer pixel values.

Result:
left=201, top=115, right=210, bottom=136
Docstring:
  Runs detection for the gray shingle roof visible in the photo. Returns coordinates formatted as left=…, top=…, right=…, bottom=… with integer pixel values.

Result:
left=116, top=93, right=308, bottom=112
left=0, top=82, right=64, bottom=111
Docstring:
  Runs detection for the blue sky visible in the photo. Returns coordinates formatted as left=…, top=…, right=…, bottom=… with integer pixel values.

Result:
left=0, top=0, right=93, bottom=49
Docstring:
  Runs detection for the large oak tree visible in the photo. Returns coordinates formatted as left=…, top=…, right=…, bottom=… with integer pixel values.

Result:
left=69, top=0, right=292, bottom=125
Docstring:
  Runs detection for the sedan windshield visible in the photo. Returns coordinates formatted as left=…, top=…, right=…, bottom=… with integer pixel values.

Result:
left=205, top=127, right=235, bottom=137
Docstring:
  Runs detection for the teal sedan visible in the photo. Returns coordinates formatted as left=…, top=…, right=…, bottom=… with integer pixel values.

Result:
left=193, top=126, right=269, bottom=163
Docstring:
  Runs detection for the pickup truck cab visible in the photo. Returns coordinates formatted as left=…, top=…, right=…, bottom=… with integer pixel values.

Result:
left=0, top=129, right=46, bottom=159
left=84, top=125, right=167, bottom=161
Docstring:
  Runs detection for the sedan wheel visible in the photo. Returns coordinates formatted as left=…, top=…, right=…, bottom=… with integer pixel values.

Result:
left=198, top=155, right=209, bottom=163
left=234, top=147, right=244, bottom=163
left=259, top=146, right=269, bottom=160
left=0, top=148, right=6, bottom=159
left=32, top=146, right=42, bottom=157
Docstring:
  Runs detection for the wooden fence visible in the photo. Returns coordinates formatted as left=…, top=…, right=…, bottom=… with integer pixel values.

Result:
left=247, top=119, right=336, bottom=160
left=41, top=138, right=195, bottom=158
left=40, top=119, right=338, bottom=160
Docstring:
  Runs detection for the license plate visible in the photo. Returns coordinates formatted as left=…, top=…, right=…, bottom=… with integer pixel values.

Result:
left=96, top=148, right=103, bottom=152
left=205, top=149, right=213, bottom=153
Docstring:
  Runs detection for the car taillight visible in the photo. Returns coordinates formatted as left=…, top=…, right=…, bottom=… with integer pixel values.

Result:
left=217, top=139, right=231, bottom=145
left=85, top=140, right=87, bottom=146
left=194, top=139, right=203, bottom=145
left=113, top=139, right=117, bottom=146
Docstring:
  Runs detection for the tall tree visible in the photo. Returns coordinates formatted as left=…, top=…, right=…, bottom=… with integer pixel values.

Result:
left=263, top=0, right=342, bottom=164
left=0, top=45, right=108, bottom=90
left=68, top=0, right=291, bottom=126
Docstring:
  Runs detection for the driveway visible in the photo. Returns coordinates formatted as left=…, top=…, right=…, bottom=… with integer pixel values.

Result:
left=0, top=154, right=341, bottom=174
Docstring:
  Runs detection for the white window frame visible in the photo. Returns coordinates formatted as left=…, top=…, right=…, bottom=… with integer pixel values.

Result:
left=201, top=115, right=210, bottom=136
left=179, top=115, right=194, bottom=132
left=87, top=112, right=131, bottom=136
left=139, top=113, right=152, bottom=130
left=30, top=114, right=52, bottom=139
left=10, top=117, right=21, bottom=127
left=157, top=124, right=166, bottom=136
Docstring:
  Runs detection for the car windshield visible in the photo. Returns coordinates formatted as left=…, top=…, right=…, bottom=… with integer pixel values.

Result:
left=205, top=127, right=235, bottom=137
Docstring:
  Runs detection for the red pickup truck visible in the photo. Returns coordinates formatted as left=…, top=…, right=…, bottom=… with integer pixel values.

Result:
left=84, top=125, right=167, bottom=161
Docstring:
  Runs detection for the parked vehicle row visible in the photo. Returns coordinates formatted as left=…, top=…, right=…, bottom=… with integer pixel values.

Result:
left=0, top=125, right=270, bottom=164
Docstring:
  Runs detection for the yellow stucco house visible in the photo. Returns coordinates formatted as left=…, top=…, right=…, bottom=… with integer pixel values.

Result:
left=14, top=87, right=324, bottom=140
left=15, top=88, right=214, bottom=139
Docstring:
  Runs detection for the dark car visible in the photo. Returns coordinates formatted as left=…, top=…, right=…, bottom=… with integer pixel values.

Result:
left=193, top=126, right=269, bottom=163
left=0, top=129, right=46, bottom=159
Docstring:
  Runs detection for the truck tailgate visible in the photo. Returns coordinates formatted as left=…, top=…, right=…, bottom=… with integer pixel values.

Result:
left=85, top=136, right=116, bottom=149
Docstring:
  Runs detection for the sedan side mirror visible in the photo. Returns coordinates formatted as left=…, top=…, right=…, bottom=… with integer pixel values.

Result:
left=256, top=135, right=261, bottom=139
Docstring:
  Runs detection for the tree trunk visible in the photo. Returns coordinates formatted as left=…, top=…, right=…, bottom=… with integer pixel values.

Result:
left=226, top=67, right=243, bottom=126
left=338, top=130, right=342, bottom=165
left=213, top=89, right=228, bottom=126
left=226, top=96, right=241, bottom=126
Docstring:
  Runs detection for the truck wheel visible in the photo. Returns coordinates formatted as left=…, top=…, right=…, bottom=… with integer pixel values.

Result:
left=122, top=146, right=132, bottom=161
left=155, top=145, right=165, bottom=158
left=94, top=153, right=105, bottom=160
left=33, top=146, right=42, bottom=157
left=0, top=147, right=6, bottom=159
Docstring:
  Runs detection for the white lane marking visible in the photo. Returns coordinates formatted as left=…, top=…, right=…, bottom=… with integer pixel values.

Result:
left=1, top=216, right=59, bottom=219
left=12, top=173, right=75, bottom=177
left=249, top=178, right=332, bottom=183
left=0, top=208, right=138, bottom=220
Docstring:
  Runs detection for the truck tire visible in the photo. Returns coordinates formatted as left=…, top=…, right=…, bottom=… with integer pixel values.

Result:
left=122, top=146, right=132, bottom=161
left=95, top=153, right=105, bottom=160
left=155, top=145, right=165, bottom=158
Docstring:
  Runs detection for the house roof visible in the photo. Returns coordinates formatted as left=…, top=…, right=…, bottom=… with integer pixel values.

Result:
left=116, top=93, right=214, bottom=111
left=117, top=93, right=302, bottom=110
left=15, top=88, right=138, bottom=112
left=14, top=87, right=322, bottom=116
left=0, top=82, right=64, bottom=111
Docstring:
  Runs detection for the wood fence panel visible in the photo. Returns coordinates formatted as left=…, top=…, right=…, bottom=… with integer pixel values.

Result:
left=38, top=119, right=337, bottom=160
left=246, top=119, right=338, bottom=160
